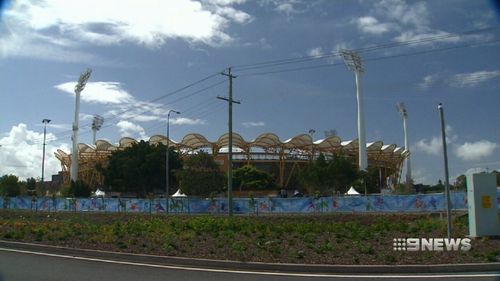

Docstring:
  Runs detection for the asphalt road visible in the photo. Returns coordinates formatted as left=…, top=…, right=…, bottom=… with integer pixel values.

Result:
left=0, top=248, right=499, bottom=281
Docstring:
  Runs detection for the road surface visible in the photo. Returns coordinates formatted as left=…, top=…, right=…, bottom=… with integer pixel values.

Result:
left=0, top=248, right=499, bottom=281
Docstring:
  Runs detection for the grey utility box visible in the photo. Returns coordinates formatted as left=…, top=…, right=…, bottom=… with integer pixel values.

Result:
left=467, top=172, right=500, bottom=237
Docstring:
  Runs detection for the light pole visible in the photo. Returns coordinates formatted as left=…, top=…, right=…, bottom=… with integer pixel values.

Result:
left=438, top=103, right=453, bottom=239
left=91, top=115, right=104, bottom=145
left=166, top=110, right=180, bottom=204
left=397, top=102, right=412, bottom=189
left=41, top=119, right=51, bottom=189
left=340, top=49, right=367, bottom=171
left=71, top=69, right=92, bottom=182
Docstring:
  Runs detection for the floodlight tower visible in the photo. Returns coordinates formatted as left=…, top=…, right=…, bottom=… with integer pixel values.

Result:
left=71, top=69, right=92, bottom=182
left=340, top=49, right=367, bottom=171
left=91, top=115, right=104, bottom=145
left=397, top=102, right=412, bottom=187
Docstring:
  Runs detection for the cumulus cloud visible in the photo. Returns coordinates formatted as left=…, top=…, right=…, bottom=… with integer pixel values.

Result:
left=455, top=140, right=498, bottom=161
left=55, top=81, right=134, bottom=104
left=415, top=137, right=442, bottom=156
left=1, top=0, right=251, bottom=61
left=116, top=120, right=148, bottom=140
left=354, top=16, right=391, bottom=35
left=0, top=124, right=69, bottom=180
left=242, top=121, right=265, bottom=128
left=171, top=117, right=206, bottom=125
left=413, top=125, right=456, bottom=155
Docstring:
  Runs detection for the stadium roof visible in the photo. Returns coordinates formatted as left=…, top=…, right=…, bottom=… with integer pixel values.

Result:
left=55, top=132, right=408, bottom=166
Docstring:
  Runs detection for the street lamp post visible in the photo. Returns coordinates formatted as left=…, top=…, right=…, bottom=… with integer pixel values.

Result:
left=41, top=119, right=51, bottom=189
left=397, top=102, right=412, bottom=189
left=340, top=50, right=367, bottom=171
left=70, top=69, right=92, bottom=182
left=438, top=103, right=453, bottom=239
left=166, top=110, right=180, bottom=211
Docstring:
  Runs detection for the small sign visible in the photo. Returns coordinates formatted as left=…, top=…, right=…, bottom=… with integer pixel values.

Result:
left=482, top=196, right=491, bottom=208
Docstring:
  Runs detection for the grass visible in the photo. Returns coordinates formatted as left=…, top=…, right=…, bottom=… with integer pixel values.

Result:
left=0, top=210, right=498, bottom=265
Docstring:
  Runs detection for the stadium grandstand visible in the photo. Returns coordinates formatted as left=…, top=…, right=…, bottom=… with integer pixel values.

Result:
left=54, top=132, right=408, bottom=191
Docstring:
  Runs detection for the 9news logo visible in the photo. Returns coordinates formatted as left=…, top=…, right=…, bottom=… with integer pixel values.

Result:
left=393, top=238, right=471, bottom=251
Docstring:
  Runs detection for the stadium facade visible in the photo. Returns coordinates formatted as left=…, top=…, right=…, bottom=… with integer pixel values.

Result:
left=54, top=132, right=408, bottom=191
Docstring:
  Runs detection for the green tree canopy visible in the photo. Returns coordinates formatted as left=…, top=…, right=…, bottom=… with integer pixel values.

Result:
left=26, top=177, right=37, bottom=195
left=0, top=174, right=21, bottom=197
left=233, top=164, right=276, bottom=191
left=176, top=151, right=224, bottom=197
left=98, top=141, right=182, bottom=197
left=300, top=153, right=358, bottom=195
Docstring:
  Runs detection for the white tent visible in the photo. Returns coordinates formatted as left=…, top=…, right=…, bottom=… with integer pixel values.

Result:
left=172, top=189, right=187, bottom=197
left=94, top=188, right=105, bottom=197
left=345, top=186, right=360, bottom=195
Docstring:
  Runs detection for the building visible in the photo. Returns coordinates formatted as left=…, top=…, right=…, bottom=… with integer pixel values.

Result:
left=54, top=132, right=408, bottom=190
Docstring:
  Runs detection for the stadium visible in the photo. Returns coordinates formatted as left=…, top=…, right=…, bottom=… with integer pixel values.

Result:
left=54, top=132, right=408, bottom=192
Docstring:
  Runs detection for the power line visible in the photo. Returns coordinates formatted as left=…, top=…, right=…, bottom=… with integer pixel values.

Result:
left=232, top=26, right=500, bottom=71
left=237, top=38, right=500, bottom=77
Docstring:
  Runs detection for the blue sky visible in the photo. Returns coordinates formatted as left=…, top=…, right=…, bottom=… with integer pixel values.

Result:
left=0, top=0, right=499, bottom=185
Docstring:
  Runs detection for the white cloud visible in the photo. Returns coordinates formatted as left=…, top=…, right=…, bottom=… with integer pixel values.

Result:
left=116, top=120, right=148, bottom=140
left=260, top=0, right=301, bottom=15
left=1, top=0, right=252, bottom=61
left=419, top=74, right=440, bottom=89
left=419, top=70, right=500, bottom=90
left=55, top=81, right=134, bottom=104
left=0, top=124, right=69, bottom=180
left=413, top=125, right=456, bottom=156
left=394, top=30, right=460, bottom=45
left=455, top=140, right=498, bottom=161
left=171, top=117, right=206, bottom=125
left=242, top=121, right=265, bottom=127
left=415, top=137, right=442, bottom=156
left=355, top=16, right=391, bottom=35
left=449, top=70, right=500, bottom=88
left=374, top=0, right=429, bottom=31
left=307, top=47, right=323, bottom=57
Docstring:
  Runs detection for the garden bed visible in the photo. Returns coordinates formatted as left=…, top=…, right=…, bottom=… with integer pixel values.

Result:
left=0, top=210, right=498, bottom=265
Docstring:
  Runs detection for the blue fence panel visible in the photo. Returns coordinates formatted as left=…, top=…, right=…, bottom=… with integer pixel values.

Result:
left=2, top=191, right=499, bottom=214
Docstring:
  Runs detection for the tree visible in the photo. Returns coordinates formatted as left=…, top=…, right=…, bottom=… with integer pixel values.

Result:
left=99, top=141, right=182, bottom=197
left=454, top=174, right=467, bottom=190
left=233, top=165, right=276, bottom=191
left=176, top=151, right=224, bottom=197
left=68, top=180, right=91, bottom=198
left=0, top=174, right=21, bottom=197
left=329, top=154, right=358, bottom=194
left=26, top=177, right=37, bottom=195
left=299, top=153, right=358, bottom=195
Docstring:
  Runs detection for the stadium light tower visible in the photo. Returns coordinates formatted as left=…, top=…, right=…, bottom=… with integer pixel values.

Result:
left=397, top=102, right=412, bottom=187
left=71, top=68, right=92, bottom=182
left=340, top=49, right=367, bottom=171
left=91, top=115, right=104, bottom=145
left=41, top=119, right=51, bottom=189
left=166, top=109, right=180, bottom=202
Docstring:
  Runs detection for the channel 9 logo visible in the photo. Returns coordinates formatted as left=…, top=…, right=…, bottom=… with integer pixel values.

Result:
left=393, top=238, right=472, bottom=251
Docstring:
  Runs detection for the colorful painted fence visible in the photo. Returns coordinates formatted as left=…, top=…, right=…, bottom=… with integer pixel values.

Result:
left=1, top=192, right=499, bottom=214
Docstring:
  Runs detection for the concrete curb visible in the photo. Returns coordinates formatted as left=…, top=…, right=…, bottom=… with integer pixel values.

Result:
left=0, top=240, right=499, bottom=274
